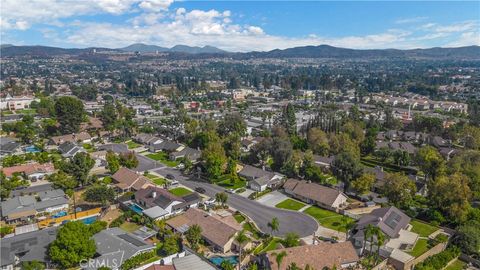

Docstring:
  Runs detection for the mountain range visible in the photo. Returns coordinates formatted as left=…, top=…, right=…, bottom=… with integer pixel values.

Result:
left=1, top=43, right=479, bottom=60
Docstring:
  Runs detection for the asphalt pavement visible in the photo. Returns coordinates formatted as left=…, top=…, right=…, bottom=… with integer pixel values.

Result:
left=170, top=176, right=319, bottom=238
left=100, top=143, right=319, bottom=237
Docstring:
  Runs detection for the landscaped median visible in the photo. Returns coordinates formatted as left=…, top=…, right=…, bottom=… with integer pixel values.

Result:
left=303, top=206, right=355, bottom=232
left=275, top=198, right=306, bottom=211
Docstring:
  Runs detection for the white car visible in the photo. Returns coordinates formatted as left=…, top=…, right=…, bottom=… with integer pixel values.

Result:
left=226, top=188, right=234, bottom=194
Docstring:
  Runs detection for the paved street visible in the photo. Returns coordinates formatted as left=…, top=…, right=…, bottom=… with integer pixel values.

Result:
left=170, top=177, right=318, bottom=237
left=101, top=144, right=319, bottom=237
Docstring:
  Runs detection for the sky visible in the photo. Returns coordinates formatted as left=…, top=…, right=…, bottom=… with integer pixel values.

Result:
left=1, top=0, right=479, bottom=52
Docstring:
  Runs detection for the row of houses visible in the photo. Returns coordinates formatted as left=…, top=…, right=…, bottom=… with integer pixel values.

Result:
left=134, top=133, right=201, bottom=162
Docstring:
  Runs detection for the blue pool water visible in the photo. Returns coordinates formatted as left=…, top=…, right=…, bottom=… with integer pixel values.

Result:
left=25, top=145, right=40, bottom=153
left=209, top=256, right=238, bottom=267
left=127, top=202, right=144, bottom=214
left=52, top=211, right=68, bottom=218
left=81, top=216, right=98, bottom=225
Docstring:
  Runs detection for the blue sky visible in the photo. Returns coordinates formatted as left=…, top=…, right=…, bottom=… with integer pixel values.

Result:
left=1, top=1, right=479, bottom=51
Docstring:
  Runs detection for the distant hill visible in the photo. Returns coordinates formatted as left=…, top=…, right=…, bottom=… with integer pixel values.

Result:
left=118, top=43, right=226, bottom=54
left=243, top=44, right=480, bottom=59
left=119, top=43, right=169, bottom=53
left=1, top=43, right=478, bottom=60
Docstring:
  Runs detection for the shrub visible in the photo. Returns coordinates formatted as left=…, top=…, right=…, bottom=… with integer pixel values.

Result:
left=120, top=251, right=156, bottom=270
left=109, top=215, right=125, bottom=228
left=415, top=247, right=460, bottom=270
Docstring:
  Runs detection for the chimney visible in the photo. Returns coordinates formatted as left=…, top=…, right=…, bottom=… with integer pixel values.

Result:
left=152, top=191, right=157, bottom=198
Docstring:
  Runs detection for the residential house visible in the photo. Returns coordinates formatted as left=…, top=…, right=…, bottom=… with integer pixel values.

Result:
left=0, top=94, right=37, bottom=111
left=134, top=186, right=200, bottom=220
left=363, top=166, right=388, bottom=191
left=145, top=252, right=217, bottom=270
left=49, top=132, right=92, bottom=145
left=90, top=150, right=108, bottom=168
left=134, top=133, right=163, bottom=146
left=80, top=116, right=103, bottom=131
left=0, top=137, right=20, bottom=156
left=111, top=168, right=152, bottom=192
left=169, top=147, right=201, bottom=162
left=283, top=179, right=348, bottom=210
left=429, top=136, right=450, bottom=148
left=58, top=141, right=85, bottom=158
left=438, top=147, right=458, bottom=161
left=238, top=165, right=285, bottom=192
left=0, top=227, right=58, bottom=270
left=350, top=206, right=419, bottom=269
left=0, top=189, right=69, bottom=223
left=149, top=141, right=184, bottom=153
left=167, top=208, right=242, bottom=253
left=313, top=155, right=334, bottom=169
left=258, top=242, right=359, bottom=270
left=2, top=162, right=55, bottom=181
left=91, top=227, right=156, bottom=269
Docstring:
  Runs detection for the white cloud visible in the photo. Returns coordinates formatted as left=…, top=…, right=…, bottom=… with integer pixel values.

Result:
left=446, top=32, right=480, bottom=47
left=395, top=16, right=428, bottom=24
left=0, top=0, right=174, bottom=30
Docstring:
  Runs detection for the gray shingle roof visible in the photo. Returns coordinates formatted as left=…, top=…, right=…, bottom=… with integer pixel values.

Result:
left=0, top=227, right=58, bottom=267
left=356, top=206, right=411, bottom=238
left=93, top=228, right=155, bottom=259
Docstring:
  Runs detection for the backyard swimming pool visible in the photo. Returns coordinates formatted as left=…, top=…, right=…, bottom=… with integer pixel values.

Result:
left=52, top=211, right=68, bottom=218
left=80, top=216, right=98, bottom=225
left=126, top=202, right=144, bottom=214
left=25, top=145, right=40, bottom=153
left=209, top=256, right=238, bottom=267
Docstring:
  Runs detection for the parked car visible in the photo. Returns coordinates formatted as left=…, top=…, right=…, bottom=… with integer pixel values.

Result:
left=226, top=188, right=234, bottom=194
left=195, top=187, right=206, bottom=194
left=166, top=174, right=175, bottom=180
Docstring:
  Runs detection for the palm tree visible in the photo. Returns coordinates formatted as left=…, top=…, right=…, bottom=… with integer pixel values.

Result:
left=375, top=228, right=386, bottom=261
left=235, top=230, right=249, bottom=269
left=363, top=224, right=375, bottom=255
left=272, top=251, right=287, bottom=270
left=268, top=217, right=280, bottom=236
left=185, top=224, right=202, bottom=251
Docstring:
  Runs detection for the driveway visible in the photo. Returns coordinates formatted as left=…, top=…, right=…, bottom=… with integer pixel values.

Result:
left=257, top=191, right=289, bottom=207
left=176, top=178, right=318, bottom=237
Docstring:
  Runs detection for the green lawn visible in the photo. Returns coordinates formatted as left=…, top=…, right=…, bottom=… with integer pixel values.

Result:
left=445, top=259, right=466, bottom=270
left=234, top=213, right=246, bottom=223
left=304, top=206, right=354, bottom=232
left=119, top=222, right=141, bottom=232
left=275, top=198, right=306, bottom=211
left=126, top=141, right=141, bottom=149
left=217, top=177, right=247, bottom=190
left=144, top=173, right=168, bottom=186
left=262, top=238, right=282, bottom=252
left=410, top=220, right=438, bottom=237
left=146, top=152, right=179, bottom=167
left=17, top=109, right=36, bottom=115
left=408, top=238, right=430, bottom=257
left=243, top=222, right=262, bottom=239
left=168, top=187, right=192, bottom=197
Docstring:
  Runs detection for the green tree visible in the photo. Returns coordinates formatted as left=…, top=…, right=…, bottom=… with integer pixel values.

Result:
left=49, top=221, right=96, bottom=268
left=331, top=152, right=362, bottom=189
left=307, top=127, right=329, bottom=156
left=283, top=232, right=300, bottom=247
left=416, top=146, right=445, bottom=182
left=61, top=152, right=95, bottom=186
left=235, top=230, right=249, bottom=268
left=217, top=113, right=247, bottom=137
left=273, top=251, right=287, bottom=270
left=429, top=173, right=472, bottom=223
left=106, top=151, right=120, bottom=173
left=202, top=141, right=227, bottom=180
left=101, top=103, right=118, bottom=133
left=48, top=171, right=78, bottom=191
left=185, top=224, right=202, bottom=251
left=351, top=173, right=375, bottom=195
left=381, top=173, right=417, bottom=209
left=119, top=152, right=138, bottom=169
left=268, top=217, right=280, bottom=235
left=215, top=192, right=228, bottom=207
left=21, top=261, right=45, bottom=270
left=54, top=96, right=85, bottom=134
left=454, top=220, right=480, bottom=255
left=84, top=185, right=115, bottom=205
left=159, top=233, right=181, bottom=256
left=448, top=150, right=480, bottom=199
